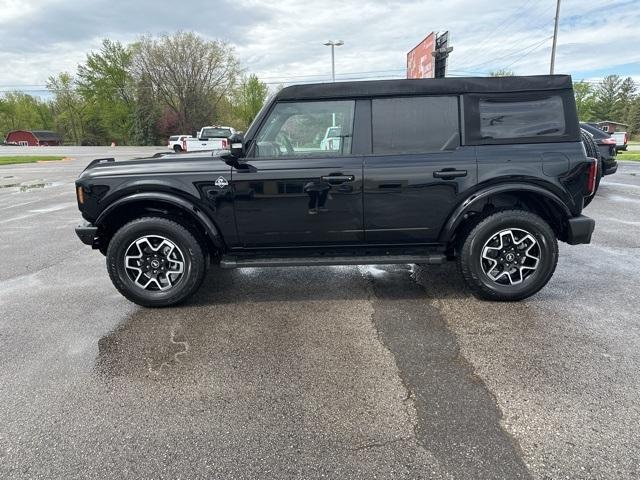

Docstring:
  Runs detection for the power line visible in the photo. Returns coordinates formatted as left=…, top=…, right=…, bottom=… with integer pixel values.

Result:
left=502, top=36, right=554, bottom=70
left=463, top=35, right=553, bottom=71
left=454, top=0, right=538, bottom=65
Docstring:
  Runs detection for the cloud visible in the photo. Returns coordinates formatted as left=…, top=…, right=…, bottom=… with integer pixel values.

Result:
left=0, top=0, right=639, bottom=90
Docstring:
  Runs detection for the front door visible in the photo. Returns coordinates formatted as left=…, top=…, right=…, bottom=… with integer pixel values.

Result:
left=232, top=99, right=364, bottom=248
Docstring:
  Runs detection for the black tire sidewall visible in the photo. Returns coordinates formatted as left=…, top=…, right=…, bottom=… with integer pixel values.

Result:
left=460, top=212, right=558, bottom=301
left=107, top=218, right=205, bottom=307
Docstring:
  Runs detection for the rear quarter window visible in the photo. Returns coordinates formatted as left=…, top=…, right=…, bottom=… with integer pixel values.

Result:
left=480, top=96, right=565, bottom=139
left=465, top=91, right=578, bottom=145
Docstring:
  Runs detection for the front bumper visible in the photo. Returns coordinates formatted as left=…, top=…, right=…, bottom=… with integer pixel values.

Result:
left=75, top=222, right=98, bottom=246
left=566, top=215, right=595, bottom=245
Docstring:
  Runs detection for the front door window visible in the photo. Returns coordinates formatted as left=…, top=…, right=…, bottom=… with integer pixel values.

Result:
left=254, top=100, right=355, bottom=158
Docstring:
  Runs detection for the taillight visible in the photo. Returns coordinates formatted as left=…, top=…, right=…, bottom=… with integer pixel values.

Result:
left=221, top=138, right=229, bottom=149
left=586, top=159, right=597, bottom=196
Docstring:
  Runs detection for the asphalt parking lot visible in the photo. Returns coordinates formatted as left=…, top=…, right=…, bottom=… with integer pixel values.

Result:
left=1, top=148, right=639, bottom=479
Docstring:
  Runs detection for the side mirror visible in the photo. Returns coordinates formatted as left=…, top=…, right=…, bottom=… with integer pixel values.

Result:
left=228, top=133, right=245, bottom=158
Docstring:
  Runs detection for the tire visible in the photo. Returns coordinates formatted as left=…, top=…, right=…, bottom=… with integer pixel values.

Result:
left=106, top=217, right=206, bottom=307
left=173, top=145, right=183, bottom=153
left=457, top=210, right=558, bottom=301
left=581, top=130, right=599, bottom=160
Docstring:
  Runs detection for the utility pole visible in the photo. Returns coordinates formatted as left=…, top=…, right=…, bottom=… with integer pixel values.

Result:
left=550, top=0, right=561, bottom=74
left=323, top=40, right=344, bottom=82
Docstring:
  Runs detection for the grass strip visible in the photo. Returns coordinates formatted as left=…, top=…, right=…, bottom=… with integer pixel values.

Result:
left=0, top=156, right=66, bottom=165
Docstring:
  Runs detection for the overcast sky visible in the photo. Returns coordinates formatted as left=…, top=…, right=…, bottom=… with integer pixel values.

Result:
left=1, top=0, right=639, bottom=94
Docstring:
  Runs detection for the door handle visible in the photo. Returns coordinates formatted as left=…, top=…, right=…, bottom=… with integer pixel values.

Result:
left=321, top=174, right=355, bottom=184
left=433, top=169, right=467, bottom=179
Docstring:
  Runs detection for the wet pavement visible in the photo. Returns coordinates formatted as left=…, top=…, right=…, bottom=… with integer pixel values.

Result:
left=0, top=151, right=639, bottom=479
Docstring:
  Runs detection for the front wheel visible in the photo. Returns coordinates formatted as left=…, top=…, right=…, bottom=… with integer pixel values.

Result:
left=458, top=210, right=558, bottom=301
left=173, top=145, right=183, bottom=153
left=106, top=217, right=206, bottom=307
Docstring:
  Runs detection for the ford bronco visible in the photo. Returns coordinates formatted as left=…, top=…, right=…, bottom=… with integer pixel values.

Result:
left=75, top=75, right=597, bottom=307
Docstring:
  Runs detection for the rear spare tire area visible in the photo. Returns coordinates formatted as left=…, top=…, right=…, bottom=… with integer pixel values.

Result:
left=106, top=217, right=206, bottom=307
left=457, top=210, right=558, bottom=301
left=581, top=129, right=601, bottom=207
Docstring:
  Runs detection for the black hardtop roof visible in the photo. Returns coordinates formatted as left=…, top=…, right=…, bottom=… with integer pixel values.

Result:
left=276, top=75, right=573, bottom=101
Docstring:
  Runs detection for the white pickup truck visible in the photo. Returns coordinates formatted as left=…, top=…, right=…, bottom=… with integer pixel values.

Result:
left=181, top=126, right=236, bottom=153
left=612, top=131, right=628, bottom=151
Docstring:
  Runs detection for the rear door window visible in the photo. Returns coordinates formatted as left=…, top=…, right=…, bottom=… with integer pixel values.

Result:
left=371, top=96, right=460, bottom=154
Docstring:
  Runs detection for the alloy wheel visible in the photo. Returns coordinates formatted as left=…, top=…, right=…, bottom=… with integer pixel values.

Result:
left=480, top=228, right=540, bottom=285
left=123, top=235, right=185, bottom=291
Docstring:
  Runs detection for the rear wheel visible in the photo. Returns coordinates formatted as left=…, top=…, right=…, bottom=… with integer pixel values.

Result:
left=458, top=210, right=558, bottom=301
left=106, top=217, right=206, bottom=307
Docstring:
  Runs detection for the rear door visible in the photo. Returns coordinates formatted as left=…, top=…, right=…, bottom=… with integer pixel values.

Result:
left=231, top=99, right=365, bottom=247
left=363, top=96, right=477, bottom=243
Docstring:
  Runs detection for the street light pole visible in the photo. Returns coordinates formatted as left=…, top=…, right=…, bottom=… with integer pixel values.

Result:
left=550, top=0, right=561, bottom=74
left=323, top=40, right=344, bottom=82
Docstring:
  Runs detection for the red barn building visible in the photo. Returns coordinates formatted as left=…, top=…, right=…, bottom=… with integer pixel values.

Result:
left=5, top=130, right=62, bottom=146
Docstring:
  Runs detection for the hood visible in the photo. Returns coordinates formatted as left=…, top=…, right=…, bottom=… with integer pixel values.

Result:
left=78, top=151, right=231, bottom=181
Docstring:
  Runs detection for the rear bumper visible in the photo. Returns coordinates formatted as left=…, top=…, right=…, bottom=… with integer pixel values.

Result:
left=599, top=145, right=618, bottom=176
left=602, top=158, right=618, bottom=176
left=75, top=223, right=98, bottom=246
left=566, top=215, right=595, bottom=245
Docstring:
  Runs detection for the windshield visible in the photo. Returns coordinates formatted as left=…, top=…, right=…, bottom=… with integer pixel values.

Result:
left=169, top=136, right=179, bottom=141
left=200, top=128, right=232, bottom=139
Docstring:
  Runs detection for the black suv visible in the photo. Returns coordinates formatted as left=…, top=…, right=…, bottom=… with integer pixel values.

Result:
left=580, top=122, right=618, bottom=176
left=75, top=75, right=597, bottom=307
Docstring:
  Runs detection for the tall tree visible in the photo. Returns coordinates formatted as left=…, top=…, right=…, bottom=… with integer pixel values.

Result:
left=77, top=39, right=136, bottom=144
left=591, top=75, right=623, bottom=121
left=628, top=98, right=640, bottom=135
left=133, top=32, right=241, bottom=133
left=47, top=72, right=86, bottom=144
left=234, top=74, right=269, bottom=129
left=132, top=74, right=161, bottom=145
left=0, top=92, right=53, bottom=136
left=573, top=81, right=595, bottom=121
left=618, top=77, right=637, bottom=125
left=489, top=69, right=515, bottom=77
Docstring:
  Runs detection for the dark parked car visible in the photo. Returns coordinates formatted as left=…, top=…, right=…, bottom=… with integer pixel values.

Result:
left=580, top=122, right=618, bottom=176
left=75, top=75, right=597, bottom=307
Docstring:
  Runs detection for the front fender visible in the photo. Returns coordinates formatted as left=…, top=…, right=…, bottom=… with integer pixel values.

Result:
left=438, top=183, right=572, bottom=242
left=95, top=192, right=223, bottom=248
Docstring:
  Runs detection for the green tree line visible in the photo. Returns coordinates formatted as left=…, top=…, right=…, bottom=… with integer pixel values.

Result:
left=0, top=32, right=269, bottom=145
left=574, top=75, right=640, bottom=134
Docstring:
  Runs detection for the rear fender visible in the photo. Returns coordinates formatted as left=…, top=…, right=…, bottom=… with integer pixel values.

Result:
left=439, top=183, right=571, bottom=242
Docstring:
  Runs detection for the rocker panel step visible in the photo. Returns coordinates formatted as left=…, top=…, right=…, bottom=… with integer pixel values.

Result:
left=219, top=254, right=446, bottom=269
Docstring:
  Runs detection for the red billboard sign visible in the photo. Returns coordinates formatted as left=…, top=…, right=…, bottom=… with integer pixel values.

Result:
left=407, top=32, right=436, bottom=79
